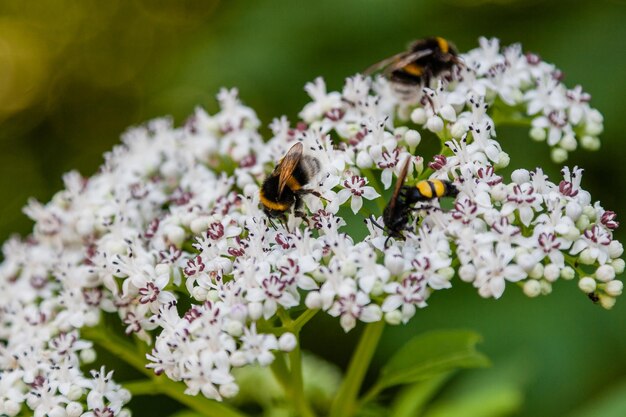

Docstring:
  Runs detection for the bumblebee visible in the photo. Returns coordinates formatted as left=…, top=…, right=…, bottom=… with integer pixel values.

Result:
left=381, top=157, right=458, bottom=241
left=259, top=142, right=322, bottom=225
left=366, top=37, right=460, bottom=86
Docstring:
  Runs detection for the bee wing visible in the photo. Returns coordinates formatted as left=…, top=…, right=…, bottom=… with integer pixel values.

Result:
left=365, top=50, right=435, bottom=76
left=387, top=156, right=411, bottom=213
left=277, top=142, right=304, bottom=195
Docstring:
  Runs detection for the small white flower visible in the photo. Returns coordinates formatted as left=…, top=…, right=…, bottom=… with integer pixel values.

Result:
left=337, top=175, right=380, bottom=214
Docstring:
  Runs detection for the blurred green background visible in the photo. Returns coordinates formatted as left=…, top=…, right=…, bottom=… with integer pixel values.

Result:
left=1, top=0, right=625, bottom=416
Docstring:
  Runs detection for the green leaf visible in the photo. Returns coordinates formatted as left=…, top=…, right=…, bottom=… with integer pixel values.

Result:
left=377, top=330, right=490, bottom=390
left=390, top=373, right=452, bottom=417
left=168, top=412, right=205, bottom=417
left=422, top=383, right=523, bottom=417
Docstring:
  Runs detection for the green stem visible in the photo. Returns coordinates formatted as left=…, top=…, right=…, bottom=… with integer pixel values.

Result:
left=81, top=325, right=248, bottom=417
left=123, top=380, right=162, bottom=396
left=290, top=339, right=317, bottom=417
left=291, top=308, right=319, bottom=332
left=329, top=321, right=386, bottom=417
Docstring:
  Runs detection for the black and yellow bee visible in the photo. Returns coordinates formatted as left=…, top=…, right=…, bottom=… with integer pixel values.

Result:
left=259, top=142, right=322, bottom=225
left=366, top=37, right=460, bottom=86
left=381, top=157, right=458, bottom=241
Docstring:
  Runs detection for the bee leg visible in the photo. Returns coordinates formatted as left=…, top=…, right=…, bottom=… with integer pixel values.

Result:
left=294, top=210, right=311, bottom=227
left=266, top=217, right=278, bottom=230
left=297, top=189, right=329, bottom=202
left=292, top=195, right=311, bottom=227
left=368, top=215, right=385, bottom=232
left=412, top=204, right=442, bottom=213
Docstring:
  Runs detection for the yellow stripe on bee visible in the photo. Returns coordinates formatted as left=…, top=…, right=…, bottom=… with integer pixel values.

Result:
left=416, top=181, right=434, bottom=198
left=431, top=180, right=446, bottom=197
left=403, top=63, right=424, bottom=76
left=436, top=37, right=449, bottom=54
left=259, top=190, right=290, bottom=211
left=286, top=176, right=302, bottom=191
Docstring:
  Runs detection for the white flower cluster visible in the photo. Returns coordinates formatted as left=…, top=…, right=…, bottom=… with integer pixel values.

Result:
left=0, top=38, right=621, bottom=409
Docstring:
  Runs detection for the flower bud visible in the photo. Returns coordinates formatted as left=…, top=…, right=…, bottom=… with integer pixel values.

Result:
left=118, top=409, right=132, bottom=417
left=105, top=239, right=127, bottom=256
left=370, top=280, right=384, bottom=297
left=426, top=115, right=444, bottom=133
left=385, top=250, right=405, bottom=275
left=490, top=184, right=507, bottom=201
left=458, top=264, right=476, bottom=282
left=560, top=266, right=575, bottom=280
left=530, top=126, right=546, bottom=141
left=439, top=267, right=455, bottom=281
left=511, top=169, right=530, bottom=184
left=611, top=258, right=625, bottom=274
left=190, top=216, right=211, bottom=234
left=192, top=286, right=208, bottom=301
left=52, top=408, right=69, bottom=417
left=230, top=351, right=247, bottom=367
left=523, top=280, right=541, bottom=297
left=411, top=107, right=427, bottom=124
left=599, top=294, right=616, bottom=310
left=224, top=320, right=243, bottom=337
left=578, top=276, right=596, bottom=293
left=84, top=311, right=100, bottom=327
left=75, top=216, right=95, bottom=237
left=551, top=148, right=568, bottom=164
left=279, top=333, right=297, bottom=351
left=165, top=225, right=186, bottom=247
left=404, top=129, right=421, bottom=148
left=515, top=253, right=536, bottom=272
left=578, top=248, right=596, bottom=265
left=495, top=152, right=510, bottom=169
left=385, top=310, right=403, bottom=325
left=341, top=260, right=357, bottom=277
left=529, top=263, right=544, bottom=279
left=559, top=134, right=577, bottom=151
left=451, top=121, right=468, bottom=138
left=440, top=104, right=457, bottom=121
left=595, top=264, right=615, bottom=282
left=207, top=289, right=220, bottom=302
left=80, top=348, right=97, bottom=364
left=575, top=215, right=590, bottom=231
left=605, top=280, right=623, bottom=297
left=356, top=150, right=373, bottom=168
left=582, top=205, right=596, bottom=220
left=305, top=291, right=322, bottom=309
left=565, top=201, right=582, bottom=221
left=563, top=226, right=580, bottom=241
left=248, top=302, right=263, bottom=321
left=540, top=280, right=552, bottom=295
left=581, top=135, right=601, bottom=150
left=544, top=264, right=560, bottom=282
left=66, top=402, right=83, bottom=417
left=609, top=241, right=624, bottom=258
left=66, top=385, right=84, bottom=401
left=394, top=126, right=408, bottom=137
left=220, top=383, right=240, bottom=399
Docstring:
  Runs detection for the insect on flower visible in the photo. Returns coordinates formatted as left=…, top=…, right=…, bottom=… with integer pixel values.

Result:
left=373, top=157, right=459, bottom=245
left=259, top=142, right=324, bottom=226
left=365, top=37, right=461, bottom=86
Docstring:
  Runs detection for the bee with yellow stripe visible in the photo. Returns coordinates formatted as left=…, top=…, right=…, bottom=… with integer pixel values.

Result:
left=259, top=142, right=322, bottom=225
left=382, top=157, right=458, bottom=240
left=366, top=37, right=460, bottom=86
